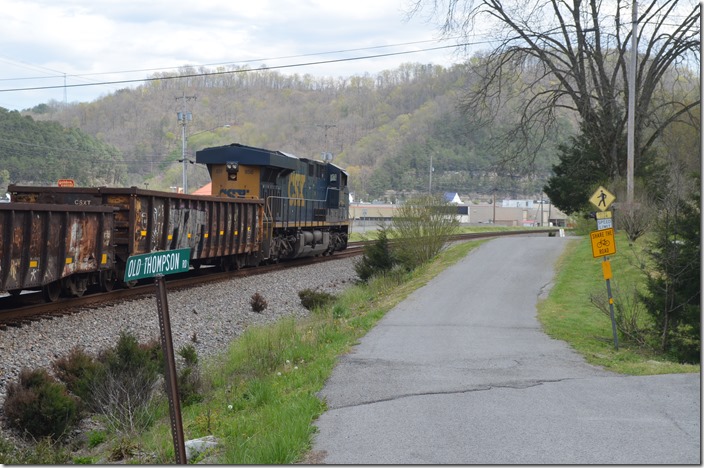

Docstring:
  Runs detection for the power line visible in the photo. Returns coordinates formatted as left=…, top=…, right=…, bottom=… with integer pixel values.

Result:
left=0, top=37, right=467, bottom=83
left=0, top=42, right=476, bottom=94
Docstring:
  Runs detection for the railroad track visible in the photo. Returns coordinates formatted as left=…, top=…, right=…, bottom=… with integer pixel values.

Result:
left=0, top=229, right=558, bottom=329
left=0, top=244, right=363, bottom=329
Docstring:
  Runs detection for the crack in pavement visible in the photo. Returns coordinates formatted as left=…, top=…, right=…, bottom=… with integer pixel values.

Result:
left=325, top=378, right=571, bottom=411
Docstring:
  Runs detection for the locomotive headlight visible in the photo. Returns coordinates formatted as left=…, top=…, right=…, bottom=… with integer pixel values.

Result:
left=226, top=161, right=239, bottom=180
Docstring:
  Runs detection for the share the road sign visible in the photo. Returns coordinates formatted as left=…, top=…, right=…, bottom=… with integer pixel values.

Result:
left=124, top=248, right=191, bottom=282
left=590, top=228, right=616, bottom=258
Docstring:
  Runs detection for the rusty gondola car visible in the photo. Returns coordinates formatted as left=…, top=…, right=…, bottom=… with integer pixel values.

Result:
left=9, top=186, right=265, bottom=285
left=0, top=202, right=116, bottom=301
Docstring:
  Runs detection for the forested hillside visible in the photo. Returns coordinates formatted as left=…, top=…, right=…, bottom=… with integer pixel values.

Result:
left=0, top=108, right=123, bottom=191
left=12, top=61, right=570, bottom=201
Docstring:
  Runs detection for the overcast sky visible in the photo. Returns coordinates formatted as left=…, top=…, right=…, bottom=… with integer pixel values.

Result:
left=0, top=0, right=478, bottom=111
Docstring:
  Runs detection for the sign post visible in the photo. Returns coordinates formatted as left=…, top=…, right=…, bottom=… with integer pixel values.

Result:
left=589, top=187, right=619, bottom=350
left=124, top=249, right=191, bottom=464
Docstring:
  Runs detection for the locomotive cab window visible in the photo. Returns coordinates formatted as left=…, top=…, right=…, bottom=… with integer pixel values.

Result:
left=330, top=173, right=338, bottom=183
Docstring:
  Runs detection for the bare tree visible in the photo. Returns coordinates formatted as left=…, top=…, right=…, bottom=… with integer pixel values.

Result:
left=411, top=0, right=700, bottom=176
left=90, top=367, right=161, bottom=434
left=391, top=194, right=460, bottom=269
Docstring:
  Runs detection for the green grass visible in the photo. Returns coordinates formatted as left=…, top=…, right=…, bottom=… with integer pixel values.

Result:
left=349, top=224, right=545, bottom=242
left=537, top=232, right=699, bottom=375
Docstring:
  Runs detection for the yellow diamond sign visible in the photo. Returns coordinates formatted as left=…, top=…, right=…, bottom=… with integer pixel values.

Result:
left=589, top=186, right=616, bottom=211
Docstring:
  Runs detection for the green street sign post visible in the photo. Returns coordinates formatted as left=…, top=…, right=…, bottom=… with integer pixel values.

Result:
left=124, top=248, right=191, bottom=464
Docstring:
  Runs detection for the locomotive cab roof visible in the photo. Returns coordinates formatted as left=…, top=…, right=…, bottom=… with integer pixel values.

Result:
left=196, top=143, right=347, bottom=175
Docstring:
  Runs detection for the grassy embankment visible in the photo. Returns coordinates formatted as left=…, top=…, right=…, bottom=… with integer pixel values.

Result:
left=537, top=230, right=699, bottom=375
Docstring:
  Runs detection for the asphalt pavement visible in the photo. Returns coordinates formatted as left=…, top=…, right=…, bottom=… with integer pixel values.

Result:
left=310, top=235, right=701, bottom=464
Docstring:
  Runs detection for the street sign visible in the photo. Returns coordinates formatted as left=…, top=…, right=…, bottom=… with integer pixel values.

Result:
left=590, top=228, right=616, bottom=258
left=124, top=248, right=191, bottom=282
left=589, top=186, right=616, bottom=211
left=57, top=179, right=75, bottom=187
left=597, top=218, right=613, bottom=230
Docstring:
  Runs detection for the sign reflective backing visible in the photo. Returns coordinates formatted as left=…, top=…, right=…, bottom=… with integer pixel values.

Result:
left=124, top=248, right=191, bottom=282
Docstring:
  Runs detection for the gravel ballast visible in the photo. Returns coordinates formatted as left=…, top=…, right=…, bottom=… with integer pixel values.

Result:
left=0, top=258, right=359, bottom=419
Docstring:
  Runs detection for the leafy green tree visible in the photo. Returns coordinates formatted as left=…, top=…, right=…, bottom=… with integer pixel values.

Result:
left=0, top=108, right=124, bottom=187
left=544, top=123, right=611, bottom=214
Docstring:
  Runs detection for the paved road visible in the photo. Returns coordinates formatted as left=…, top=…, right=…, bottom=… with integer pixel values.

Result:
left=311, top=236, right=700, bottom=464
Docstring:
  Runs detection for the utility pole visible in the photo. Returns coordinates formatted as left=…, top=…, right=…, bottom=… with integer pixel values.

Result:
left=176, top=93, right=197, bottom=194
left=540, top=195, right=544, bottom=227
left=627, top=1, right=637, bottom=209
left=429, top=152, right=434, bottom=194
left=317, top=123, right=336, bottom=161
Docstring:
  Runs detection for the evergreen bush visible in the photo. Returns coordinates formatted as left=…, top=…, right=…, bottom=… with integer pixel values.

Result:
left=52, top=347, right=102, bottom=404
left=250, top=292, right=268, bottom=313
left=354, top=226, right=396, bottom=282
left=298, top=289, right=337, bottom=311
left=177, top=344, right=204, bottom=406
left=3, top=368, right=80, bottom=440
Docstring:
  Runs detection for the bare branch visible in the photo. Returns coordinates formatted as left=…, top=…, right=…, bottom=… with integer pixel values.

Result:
left=410, top=0, right=700, bottom=173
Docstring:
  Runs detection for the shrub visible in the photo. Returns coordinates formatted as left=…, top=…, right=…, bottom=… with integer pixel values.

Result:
left=354, top=226, right=396, bottom=282
left=52, top=347, right=102, bottom=404
left=178, top=344, right=198, bottom=366
left=99, top=332, right=162, bottom=380
left=177, top=344, right=204, bottom=406
left=87, top=430, right=107, bottom=448
left=90, top=332, right=164, bottom=433
left=640, top=177, right=701, bottom=362
left=391, top=194, right=459, bottom=270
left=298, top=289, right=337, bottom=311
left=250, top=292, right=268, bottom=313
left=3, top=368, right=80, bottom=440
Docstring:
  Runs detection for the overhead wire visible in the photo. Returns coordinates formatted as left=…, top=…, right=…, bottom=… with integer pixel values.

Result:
left=0, top=39, right=484, bottom=94
left=0, top=36, right=468, bottom=82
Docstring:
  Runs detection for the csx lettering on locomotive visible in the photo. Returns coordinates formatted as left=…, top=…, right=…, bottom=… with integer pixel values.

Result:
left=288, top=173, right=305, bottom=207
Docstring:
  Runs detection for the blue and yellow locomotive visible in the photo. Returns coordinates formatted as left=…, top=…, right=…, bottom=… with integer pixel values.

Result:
left=196, top=143, right=350, bottom=262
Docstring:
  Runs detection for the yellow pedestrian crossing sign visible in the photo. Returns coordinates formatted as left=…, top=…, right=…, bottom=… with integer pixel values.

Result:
left=590, top=186, right=616, bottom=211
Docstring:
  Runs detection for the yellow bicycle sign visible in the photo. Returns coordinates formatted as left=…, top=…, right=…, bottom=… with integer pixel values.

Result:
left=590, top=228, right=616, bottom=258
